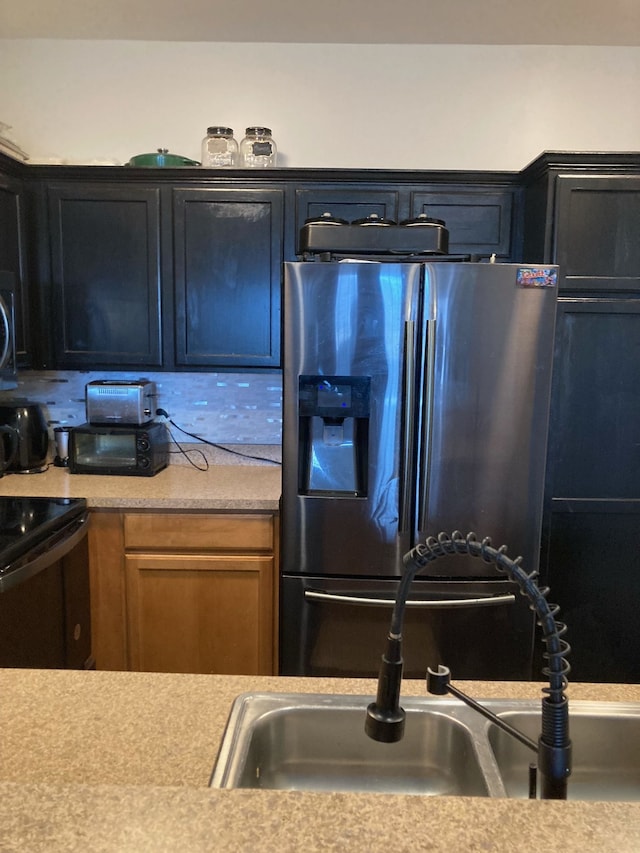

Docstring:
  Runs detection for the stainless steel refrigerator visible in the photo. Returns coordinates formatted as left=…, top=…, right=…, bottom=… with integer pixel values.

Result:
left=280, top=260, right=558, bottom=679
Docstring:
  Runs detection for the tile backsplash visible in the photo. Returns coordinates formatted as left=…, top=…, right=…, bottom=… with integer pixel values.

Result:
left=1, top=370, right=283, bottom=446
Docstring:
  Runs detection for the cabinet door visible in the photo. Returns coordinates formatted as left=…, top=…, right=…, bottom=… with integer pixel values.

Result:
left=554, top=175, right=640, bottom=291
left=48, top=184, right=162, bottom=367
left=294, top=187, right=401, bottom=254
left=542, top=501, right=640, bottom=683
left=0, top=173, right=30, bottom=362
left=173, top=188, right=283, bottom=368
left=410, top=187, right=515, bottom=258
left=546, top=298, right=640, bottom=499
left=125, top=553, right=274, bottom=674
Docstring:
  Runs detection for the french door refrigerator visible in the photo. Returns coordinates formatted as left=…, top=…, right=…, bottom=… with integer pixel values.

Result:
left=280, top=260, right=558, bottom=679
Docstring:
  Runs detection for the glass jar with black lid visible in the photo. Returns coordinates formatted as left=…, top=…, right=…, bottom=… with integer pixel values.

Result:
left=239, top=127, right=277, bottom=168
left=201, top=126, right=238, bottom=168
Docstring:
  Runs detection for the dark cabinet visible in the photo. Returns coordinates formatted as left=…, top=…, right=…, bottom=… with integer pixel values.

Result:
left=554, top=175, right=640, bottom=291
left=522, top=160, right=640, bottom=681
left=0, top=171, right=31, bottom=362
left=293, top=183, right=517, bottom=259
left=546, top=298, right=640, bottom=500
left=410, top=187, right=516, bottom=258
left=172, top=188, right=283, bottom=368
left=539, top=215, right=640, bottom=681
left=544, top=501, right=640, bottom=683
left=293, top=186, right=400, bottom=253
left=47, top=183, right=162, bottom=368
left=42, top=181, right=283, bottom=370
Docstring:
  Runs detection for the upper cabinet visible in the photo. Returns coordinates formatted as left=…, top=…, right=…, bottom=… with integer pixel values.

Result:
left=3, top=153, right=639, bottom=372
left=172, top=187, right=283, bottom=368
left=293, top=185, right=401, bottom=254
left=33, top=178, right=284, bottom=370
left=0, top=169, right=31, bottom=363
left=521, top=153, right=640, bottom=291
left=293, top=179, right=518, bottom=259
left=409, top=186, right=516, bottom=258
left=46, top=183, right=163, bottom=368
left=554, top=174, right=640, bottom=291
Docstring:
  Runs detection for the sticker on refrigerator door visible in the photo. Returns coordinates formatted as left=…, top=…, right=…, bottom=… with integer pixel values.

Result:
left=516, top=267, right=558, bottom=288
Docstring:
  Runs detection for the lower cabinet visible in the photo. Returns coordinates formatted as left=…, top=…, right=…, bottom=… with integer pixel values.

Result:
left=542, top=501, right=640, bottom=683
left=88, top=510, right=278, bottom=674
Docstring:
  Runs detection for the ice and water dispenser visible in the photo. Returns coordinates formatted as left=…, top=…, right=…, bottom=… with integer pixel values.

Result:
left=297, top=375, right=370, bottom=496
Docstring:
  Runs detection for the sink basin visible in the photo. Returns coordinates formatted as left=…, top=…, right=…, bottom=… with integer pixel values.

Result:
left=210, top=693, right=492, bottom=796
left=210, top=693, right=640, bottom=801
left=489, top=705, right=640, bottom=801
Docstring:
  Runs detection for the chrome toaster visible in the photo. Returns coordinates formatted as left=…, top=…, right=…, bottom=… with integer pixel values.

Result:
left=85, top=380, right=157, bottom=426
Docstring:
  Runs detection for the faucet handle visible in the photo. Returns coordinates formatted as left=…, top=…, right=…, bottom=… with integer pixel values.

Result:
left=426, top=665, right=451, bottom=695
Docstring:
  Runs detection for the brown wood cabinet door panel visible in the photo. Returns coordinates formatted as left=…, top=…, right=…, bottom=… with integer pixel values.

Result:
left=126, top=554, right=274, bottom=675
left=88, top=512, right=127, bottom=671
left=124, top=513, right=274, bottom=551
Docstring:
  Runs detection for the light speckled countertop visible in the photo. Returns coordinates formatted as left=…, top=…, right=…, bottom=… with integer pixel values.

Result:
left=2, top=669, right=640, bottom=851
left=0, top=455, right=282, bottom=510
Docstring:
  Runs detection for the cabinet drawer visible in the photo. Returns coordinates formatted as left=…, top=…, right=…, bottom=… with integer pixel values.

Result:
left=124, top=513, right=274, bottom=551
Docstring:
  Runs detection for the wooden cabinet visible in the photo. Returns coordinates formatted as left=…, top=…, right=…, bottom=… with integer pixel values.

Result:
left=88, top=510, right=278, bottom=675
left=410, top=186, right=516, bottom=259
left=539, top=298, right=640, bottom=682
left=547, top=298, right=640, bottom=500
left=293, top=185, right=401, bottom=254
left=524, top=159, right=640, bottom=682
left=7, top=154, right=639, bottom=373
left=172, top=187, right=283, bottom=368
left=293, top=182, right=518, bottom=259
left=554, top=175, right=640, bottom=291
left=40, top=180, right=284, bottom=370
left=542, top=502, right=640, bottom=683
left=46, top=183, right=163, bottom=368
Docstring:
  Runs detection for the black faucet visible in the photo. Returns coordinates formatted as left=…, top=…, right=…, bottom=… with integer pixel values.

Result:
left=365, top=531, right=572, bottom=800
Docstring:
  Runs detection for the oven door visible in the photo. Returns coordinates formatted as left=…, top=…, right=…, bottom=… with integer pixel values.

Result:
left=0, top=513, right=92, bottom=668
left=280, top=575, right=534, bottom=680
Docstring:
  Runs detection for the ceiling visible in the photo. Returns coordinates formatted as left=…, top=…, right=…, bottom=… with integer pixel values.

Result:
left=2, top=0, right=640, bottom=45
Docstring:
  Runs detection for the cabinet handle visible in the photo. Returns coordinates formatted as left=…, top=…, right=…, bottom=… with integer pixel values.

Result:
left=304, top=590, right=515, bottom=608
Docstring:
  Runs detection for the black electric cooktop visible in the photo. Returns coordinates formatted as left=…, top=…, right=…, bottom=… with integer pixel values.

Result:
left=0, top=496, right=87, bottom=575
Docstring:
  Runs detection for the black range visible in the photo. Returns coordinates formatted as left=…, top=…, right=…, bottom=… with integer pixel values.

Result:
left=0, top=496, right=92, bottom=669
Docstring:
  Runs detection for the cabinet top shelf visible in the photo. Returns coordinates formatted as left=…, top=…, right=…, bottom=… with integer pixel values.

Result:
left=5, top=150, right=640, bottom=187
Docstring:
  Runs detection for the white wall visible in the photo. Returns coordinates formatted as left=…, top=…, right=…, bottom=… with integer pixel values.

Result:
left=1, top=39, right=639, bottom=170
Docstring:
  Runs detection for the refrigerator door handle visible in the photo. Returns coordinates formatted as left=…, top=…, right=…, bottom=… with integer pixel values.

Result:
left=399, top=320, right=416, bottom=533
left=418, top=317, right=437, bottom=533
left=304, top=590, right=516, bottom=608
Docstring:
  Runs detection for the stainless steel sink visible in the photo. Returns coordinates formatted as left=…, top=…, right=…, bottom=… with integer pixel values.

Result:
left=489, top=705, right=640, bottom=801
left=210, top=694, right=491, bottom=796
left=210, top=693, right=640, bottom=801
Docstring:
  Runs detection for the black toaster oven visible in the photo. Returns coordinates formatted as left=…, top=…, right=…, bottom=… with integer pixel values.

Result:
left=68, top=422, right=169, bottom=476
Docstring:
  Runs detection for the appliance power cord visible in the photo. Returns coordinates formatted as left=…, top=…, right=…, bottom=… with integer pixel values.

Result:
left=155, top=409, right=282, bottom=467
